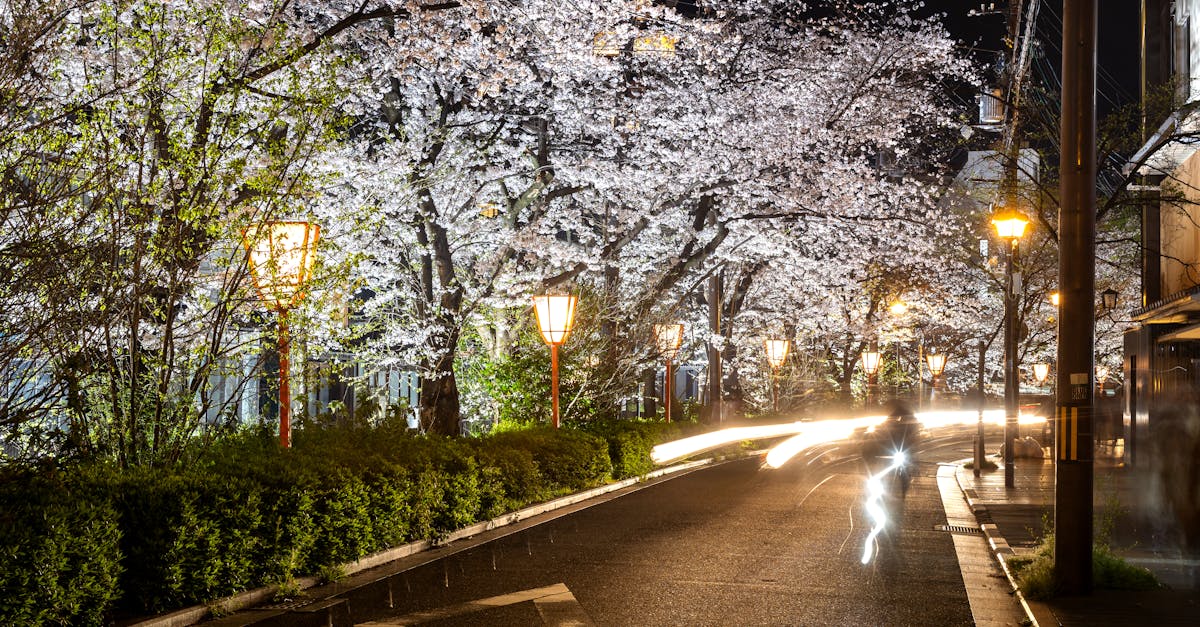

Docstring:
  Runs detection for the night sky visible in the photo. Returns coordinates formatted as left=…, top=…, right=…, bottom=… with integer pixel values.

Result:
left=927, top=1, right=1142, bottom=115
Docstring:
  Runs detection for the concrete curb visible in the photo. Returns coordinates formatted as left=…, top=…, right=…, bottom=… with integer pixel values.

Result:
left=129, top=457, right=720, bottom=627
left=954, top=464, right=1059, bottom=627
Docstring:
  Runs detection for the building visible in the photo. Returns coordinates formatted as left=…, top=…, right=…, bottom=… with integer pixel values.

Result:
left=1122, top=0, right=1200, bottom=468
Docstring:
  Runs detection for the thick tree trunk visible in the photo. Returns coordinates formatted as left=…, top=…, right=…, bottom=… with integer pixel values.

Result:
left=420, top=343, right=461, bottom=435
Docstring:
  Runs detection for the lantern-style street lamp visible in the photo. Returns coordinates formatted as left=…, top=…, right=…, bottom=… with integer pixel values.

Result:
left=764, top=339, right=791, bottom=413
left=243, top=220, right=320, bottom=448
left=1100, top=288, right=1118, bottom=312
left=533, top=294, right=579, bottom=429
left=992, top=208, right=1029, bottom=488
left=862, top=348, right=882, bottom=406
left=1033, top=362, right=1051, bottom=386
left=654, top=323, right=684, bottom=423
left=926, top=352, right=947, bottom=403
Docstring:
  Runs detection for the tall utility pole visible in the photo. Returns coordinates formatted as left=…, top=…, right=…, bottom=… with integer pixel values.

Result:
left=1055, top=0, right=1096, bottom=596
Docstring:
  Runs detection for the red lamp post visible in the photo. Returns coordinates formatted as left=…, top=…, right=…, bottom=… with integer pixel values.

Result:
left=533, top=294, right=579, bottom=429
left=654, top=323, right=684, bottom=422
left=242, top=220, right=320, bottom=448
left=764, top=339, right=790, bottom=413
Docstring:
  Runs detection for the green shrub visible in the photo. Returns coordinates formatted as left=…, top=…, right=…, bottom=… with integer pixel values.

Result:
left=0, top=472, right=123, bottom=626
left=0, top=418, right=698, bottom=621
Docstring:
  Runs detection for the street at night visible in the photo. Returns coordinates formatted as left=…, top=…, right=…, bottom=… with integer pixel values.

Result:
left=241, top=426, right=1013, bottom=626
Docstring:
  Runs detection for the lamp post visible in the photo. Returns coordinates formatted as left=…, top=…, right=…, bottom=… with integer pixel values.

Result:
left=1033, top=362, right=1051, bottom=387
left=992, top=209, right=1029, bottom=488
left=533, top=294, right=578, bottom=429
left=926, top=351, right=947, bottom=405
left=654, top=323, right=684, bottom=422
left=764, top=339, right=790, bottom=413
left=1100, top=288, right=1118, bottom=312
left=242, top=220, right=320, bottom=448
left=862, top=348, right=882, bottom=407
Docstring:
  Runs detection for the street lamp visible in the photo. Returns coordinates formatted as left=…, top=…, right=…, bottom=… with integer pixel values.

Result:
left=1033, top=362, right=1051, bottom=386
left=926, top=352, right=947, bottom=404
left=1100, top=288, right=1118, bottom=312
left=992, top=208, right=1029, bottom=488
left=654, top=323, right=684, bottom=423
left=242, top=220, right=320, bottom=448
left=862, top=348, right=882, bottom=406
left=764, top=339, right=790, bottom=413
left=1049, top=291, right=1061, bottom=307
left=533, top=294, right=578, bottom=429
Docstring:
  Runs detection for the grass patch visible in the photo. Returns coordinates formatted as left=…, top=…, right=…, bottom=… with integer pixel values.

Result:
left=1006, top=533, right=1162, bottom=600
left=962, top=458, right=999, bottom=471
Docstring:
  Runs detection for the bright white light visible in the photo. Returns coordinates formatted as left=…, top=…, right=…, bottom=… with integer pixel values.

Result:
left=650, top=422, right=810, bottom=464
left=650, top=410, right=1048, bottom=467
left=861, top=452, right=907, bottom=565
left=763, top=417, right=880, bottom=469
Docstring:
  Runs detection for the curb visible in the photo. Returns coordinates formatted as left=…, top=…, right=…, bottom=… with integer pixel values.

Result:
left=954, top=465, right=1059, bottom=627
left=129, top=457, right=720, bottom=627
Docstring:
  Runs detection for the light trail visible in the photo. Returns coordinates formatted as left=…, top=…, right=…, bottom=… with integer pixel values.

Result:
left=861, top=450, right=907, bottom=565
left=649, top=422, right=811, bottom=464
left=649, top=409, right=1049, bottom=468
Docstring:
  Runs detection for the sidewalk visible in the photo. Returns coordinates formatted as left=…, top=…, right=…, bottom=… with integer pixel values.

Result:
left=955, top=455, right=1200, bottom=626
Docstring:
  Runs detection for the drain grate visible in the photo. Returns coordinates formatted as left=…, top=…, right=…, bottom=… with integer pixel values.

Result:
left=935, top=524, right=982, bottom=535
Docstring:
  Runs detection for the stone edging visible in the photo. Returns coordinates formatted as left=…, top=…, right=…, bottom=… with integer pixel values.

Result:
left=954, top=466, right=1058, bottom=627
left=129, top=457, right=718, bottom=627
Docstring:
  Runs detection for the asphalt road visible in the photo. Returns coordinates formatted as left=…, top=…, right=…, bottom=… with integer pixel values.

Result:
left=337, top=429, right=981, bottom=627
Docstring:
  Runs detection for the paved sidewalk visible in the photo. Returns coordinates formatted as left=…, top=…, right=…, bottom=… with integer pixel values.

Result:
left=955, top=455, right=1200, bottom=626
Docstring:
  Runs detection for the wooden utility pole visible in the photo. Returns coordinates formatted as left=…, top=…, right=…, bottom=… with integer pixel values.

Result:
left=1055, top=0, right=1097, bottom=596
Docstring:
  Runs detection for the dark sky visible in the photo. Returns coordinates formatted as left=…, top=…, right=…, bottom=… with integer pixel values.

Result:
left=926, top=1, right=1142, bottom=115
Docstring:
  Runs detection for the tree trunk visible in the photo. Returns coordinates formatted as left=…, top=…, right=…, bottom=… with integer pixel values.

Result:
left=420, top=342, right=461, bottom=435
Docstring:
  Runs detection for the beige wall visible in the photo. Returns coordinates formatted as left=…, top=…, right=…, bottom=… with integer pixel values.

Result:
left=1162, top=148, right=1200, bottom=296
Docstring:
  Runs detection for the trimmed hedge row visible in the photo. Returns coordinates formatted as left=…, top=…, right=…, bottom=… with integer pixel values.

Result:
left=0, top=420, right=694, bottom=624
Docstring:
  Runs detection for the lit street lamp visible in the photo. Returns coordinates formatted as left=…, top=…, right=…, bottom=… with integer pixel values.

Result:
left=654, top=323, right=684, bottom=423
left=1100, top=288, right=1118, bottom=312
left=764, top=339, right=790, bottom=413
left=243, top=220, right=320, bottom=448
left=861, top=348, right=882, bottom=406
left=992, top=208, right=1029, bottom=488
left=925, top=351, right=947, bottom=403
left=1033, top=362, right=1051, bottom=386
left=533, top=294, right=579, bottom=429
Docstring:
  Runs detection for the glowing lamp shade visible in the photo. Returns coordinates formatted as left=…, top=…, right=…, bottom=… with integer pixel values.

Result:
left=533, top=294, right=578, bottom=346
left=243, top=221, right=320, bottom=310
left=991, top=211, right=1029, bottom=240
left=764, top=339, right=790, bottom=370
left=1050, top=292, right=1061, bottom=307
left=1032, top=362, right=1051, bottom=385
left=654, top=323, right=684, bottom=360
left=592, top=31, right=620, bottom=57
left=926, top=352, right=947, bottom=378
left=633, top=33, right=678, bottom=56
left=1101, top=288, right=1118, bottom=311
left=888, top=301, right=909, bottom=316
left=861, top=350, right=882, bottom=376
